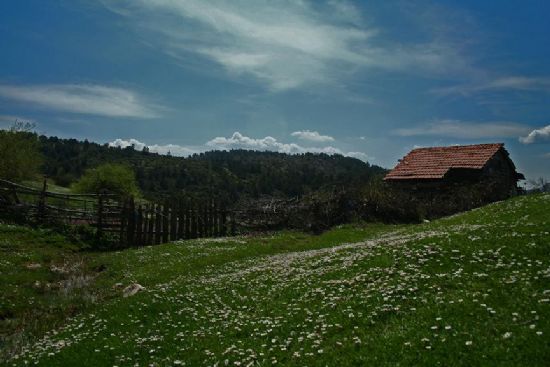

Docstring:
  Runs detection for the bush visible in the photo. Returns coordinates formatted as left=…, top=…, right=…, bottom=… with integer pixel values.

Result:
left=0, top=122, right=42, bottom=182
left=71, top=163, right=140, bottom=198
left=361, top=176, right=425, bottom=223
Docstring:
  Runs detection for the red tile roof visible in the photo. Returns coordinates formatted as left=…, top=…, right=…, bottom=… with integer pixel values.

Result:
left=384, top=143, right=504, bottom=180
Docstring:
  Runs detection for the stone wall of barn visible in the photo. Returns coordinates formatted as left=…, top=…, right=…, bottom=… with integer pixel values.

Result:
left=481, top=149, right=520, bottom=198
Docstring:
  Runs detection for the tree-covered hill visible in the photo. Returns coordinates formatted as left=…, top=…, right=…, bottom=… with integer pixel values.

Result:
left=38, top=135, right=386, bottom=201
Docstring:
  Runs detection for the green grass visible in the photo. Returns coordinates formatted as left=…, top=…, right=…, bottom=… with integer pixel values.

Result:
left=21, top=181, right=72, bottom=195
left=1, top=194, right=550, bottom=366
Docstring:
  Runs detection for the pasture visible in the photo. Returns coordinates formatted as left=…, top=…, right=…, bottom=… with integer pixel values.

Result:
left=1, top=194, right=549, bottom=366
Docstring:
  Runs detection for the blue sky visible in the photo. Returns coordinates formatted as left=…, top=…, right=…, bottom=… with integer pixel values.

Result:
left=0, top=0, right=549, bottom=180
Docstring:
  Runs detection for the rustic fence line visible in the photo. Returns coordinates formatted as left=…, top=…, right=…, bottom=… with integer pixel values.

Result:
left=0, top=178, right=113, bottom=225
left=0, top=179, right=236, bottom=247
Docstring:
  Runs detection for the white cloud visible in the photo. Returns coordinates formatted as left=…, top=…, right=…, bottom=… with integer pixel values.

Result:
left=206, top=132, right=369, bottom=160
left=393, top=119, right=531, bottom=139
left=519, top=125, right=550, bottom=144
left=109, top=132, right=371, bottom=161
left=102, top=0, right=469, bottom=91
left=433, top=76, right=550, bottom=96
left=0, top=84, right=162, bottom=118
left=291, top=130, right=334, bottom=142
left=346, top=151, right=371, bottom=161
left=109, top=138, right=199, bottom=156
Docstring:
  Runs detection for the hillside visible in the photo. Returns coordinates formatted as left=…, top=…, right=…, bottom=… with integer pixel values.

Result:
left=1, top=193, right=549, bottom=366
left=38, top=135, right=386, bottom=201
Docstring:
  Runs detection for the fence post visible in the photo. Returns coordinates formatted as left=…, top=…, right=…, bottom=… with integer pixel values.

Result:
left=163, top=203, right=169, bottom=243
left=230, top=211, right=236, bottom=236
left=220, top=202, right=227, bottom=236
left=212, top=200, right=218, bottom=236
left=177, top=201, right=185, bottom=240
left=206, top=199, right=214, bottom=237
left=155, top=204, right=162, bottom=244
left=203, top=203, right=209, bottom=237
left=170, top=203, right=178, bottom=241
left=141, top=204, right=149, bottom=246
left=145, top=204, right=155, bottom=245
left=119, top=199, right=127, bottom=247
left=198, top=204, right=205, bottom=238
left=126, top=197, right=136, bottom=247
left=185, top=201, right=192, bottom=239
left=147, top=204, right=154, bottom=245
left=36, top=177, right=48, bottom=224
left=136, top=205, right=143, bottom=246
left=96, top=190, right=104, bottom=240
left=191, top=202, right=198, bottom=238
left=210, top=200, right=216, bottom=237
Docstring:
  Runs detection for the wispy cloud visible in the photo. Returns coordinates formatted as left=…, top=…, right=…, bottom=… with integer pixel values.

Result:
left=433, top=76, right=550, bottom=96
left=0, top=114, right=36, bottom=126
left=393, top=119, right=531, bottom=139
left=0, top=84, right=162, bottom=118
left=519, top=125, right=550, bottom=144
left=102, top=0, right=470, bottom=91
left=291, top=130, right=334, bottom=143
left=109, top=132, right=371, bottom=161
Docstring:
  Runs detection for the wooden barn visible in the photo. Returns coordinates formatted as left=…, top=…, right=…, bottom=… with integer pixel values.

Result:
left=384, top=143, right=524, bottom=215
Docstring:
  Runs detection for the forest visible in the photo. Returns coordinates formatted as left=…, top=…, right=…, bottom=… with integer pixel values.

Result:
left=38, top=135, right=387, bottom=202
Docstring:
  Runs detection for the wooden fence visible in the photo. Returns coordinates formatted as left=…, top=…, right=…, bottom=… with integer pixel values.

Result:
left=0, top=179, right=235, bottom=247
left=117, top=198, right=235, bottom=246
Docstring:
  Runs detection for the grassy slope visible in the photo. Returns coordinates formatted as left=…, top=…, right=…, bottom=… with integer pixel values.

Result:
left=0, top=221, right=394, bottom=362
left=2, top=194, right=550, bottom=366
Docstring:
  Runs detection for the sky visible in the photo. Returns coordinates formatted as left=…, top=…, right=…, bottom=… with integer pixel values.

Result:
left=0, top=0, right=549, bottom=180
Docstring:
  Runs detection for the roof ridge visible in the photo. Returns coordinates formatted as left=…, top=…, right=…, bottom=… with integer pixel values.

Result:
left=411, top=143, right=504, bottom=152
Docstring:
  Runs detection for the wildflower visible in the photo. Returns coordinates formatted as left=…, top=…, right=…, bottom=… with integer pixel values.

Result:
left=502, top=332, right=512, bottom=339
left=465, top=341, right=473, bottom=346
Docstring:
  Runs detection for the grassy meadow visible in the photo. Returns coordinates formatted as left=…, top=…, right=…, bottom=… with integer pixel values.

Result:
left=1, top=193, right=550, bottom=366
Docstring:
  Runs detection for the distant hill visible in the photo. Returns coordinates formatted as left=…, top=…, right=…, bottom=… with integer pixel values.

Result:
left=38, top=135, right=386, bottom=201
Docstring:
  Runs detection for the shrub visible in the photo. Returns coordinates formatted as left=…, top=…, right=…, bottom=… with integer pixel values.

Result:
left=0, top=122, right=42, bottom=182
left=71, top=163, right=140, bottom=198
left=361, top=176, right=425, bottom=223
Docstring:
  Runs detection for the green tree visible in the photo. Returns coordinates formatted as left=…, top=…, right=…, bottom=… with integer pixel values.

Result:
left=72, top=163, right=140, bottom=198
left=0, top=121, right=42, bottom=182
